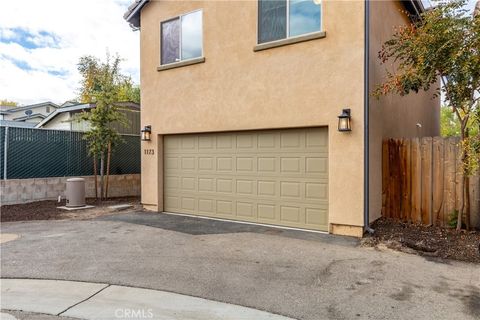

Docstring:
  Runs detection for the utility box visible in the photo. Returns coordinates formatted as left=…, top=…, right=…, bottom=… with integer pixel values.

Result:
left=66, top=178, right=86, bottom=207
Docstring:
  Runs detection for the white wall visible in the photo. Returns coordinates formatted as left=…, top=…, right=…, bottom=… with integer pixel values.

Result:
left=42, top=112, right=72, bottom=130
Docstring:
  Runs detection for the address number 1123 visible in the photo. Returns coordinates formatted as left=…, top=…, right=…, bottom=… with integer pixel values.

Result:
left=144, top=149, right=154, bottom=155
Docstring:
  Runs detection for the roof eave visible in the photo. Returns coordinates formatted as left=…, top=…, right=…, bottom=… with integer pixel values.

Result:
left=124, top=0, right=150, bottom=28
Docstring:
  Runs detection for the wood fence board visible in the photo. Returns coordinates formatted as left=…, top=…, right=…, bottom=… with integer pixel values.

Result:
left=400, top=139, right=410, bottom=221
left=388, top=139, right=398, bottom=218
left=382, top=140, right=389, bottom=218
left=411, top=138, right=422, bottom=223
left=420, top=137, right=433, bottom=225
left=382, top=136, right=478, bottom=228
left=432, top=137, right=444, bottom=226
left=392, top=139, right=401, bottom=219
left=443, top=137, right=457, bottom=227
left=470, top=175, right=480, bottom=229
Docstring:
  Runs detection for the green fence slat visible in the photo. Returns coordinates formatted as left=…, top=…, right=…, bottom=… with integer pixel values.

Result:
left=0, top=127, right=140, bottom=179
left=0, top=127, right=5, bottom=179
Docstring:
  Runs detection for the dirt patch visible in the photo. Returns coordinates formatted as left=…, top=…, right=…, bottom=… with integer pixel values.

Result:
left=362, top=218, right=480, bottom=264
left=1, top=197, right=142, bottom=222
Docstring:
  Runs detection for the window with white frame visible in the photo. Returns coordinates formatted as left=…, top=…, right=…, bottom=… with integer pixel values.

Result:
left=258, top=0, right=322, bottom=44
left=161, top=10, right=203, bottom=65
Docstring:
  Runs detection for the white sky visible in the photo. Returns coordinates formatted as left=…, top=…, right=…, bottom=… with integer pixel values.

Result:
left=0, top=0, right=139, bottom=105
left=0, top=0, right=477, bottom=106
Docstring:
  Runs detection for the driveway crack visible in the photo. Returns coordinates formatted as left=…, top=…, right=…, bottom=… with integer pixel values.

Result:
left=56, top=284, right=111, bottom=316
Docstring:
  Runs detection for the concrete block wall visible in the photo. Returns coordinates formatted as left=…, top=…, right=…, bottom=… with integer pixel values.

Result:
left=0, top=174, right=140, bottom=205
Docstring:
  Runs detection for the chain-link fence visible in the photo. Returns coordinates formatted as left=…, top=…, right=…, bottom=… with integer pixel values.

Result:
left=0, top=126, right=140, bottom=179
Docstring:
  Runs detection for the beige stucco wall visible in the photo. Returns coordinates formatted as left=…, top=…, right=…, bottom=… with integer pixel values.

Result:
left=139, top=0, right=366, bottom=231
left=368, top=0, right=441, bottom=222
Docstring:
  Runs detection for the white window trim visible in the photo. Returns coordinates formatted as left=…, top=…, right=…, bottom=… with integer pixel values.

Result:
left=256, top=0, right=324, bottom=46
left=160, top=9, right=204, bottom=66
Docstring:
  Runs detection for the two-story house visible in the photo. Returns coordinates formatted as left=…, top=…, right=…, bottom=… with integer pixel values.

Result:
left=125, top=0, right=439, bottom=237
left=1, top=102, right=59, bottom=125
left=35, top=102, right=141, bottom=135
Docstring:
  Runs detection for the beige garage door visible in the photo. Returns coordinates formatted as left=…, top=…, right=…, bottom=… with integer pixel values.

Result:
left=164, top=127, right=328, bottom=231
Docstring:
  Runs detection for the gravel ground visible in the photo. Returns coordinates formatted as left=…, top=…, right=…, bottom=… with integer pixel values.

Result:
left=363, top=218, right=480, bottom=263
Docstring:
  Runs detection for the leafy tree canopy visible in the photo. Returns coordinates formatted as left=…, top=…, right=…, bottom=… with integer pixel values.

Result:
left=77, top=53, right=130, bottom=156
left=0, top=99, right=18, bottom=107
left=78, top=54, right=140, bottom=104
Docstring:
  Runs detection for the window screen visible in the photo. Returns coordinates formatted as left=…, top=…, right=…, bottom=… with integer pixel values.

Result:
left=161, top=18, right=180, bottom=65
left=258, top=0, right=287, bottom=44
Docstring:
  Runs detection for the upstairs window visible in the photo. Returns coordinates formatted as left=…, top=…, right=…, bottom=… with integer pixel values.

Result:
left=161, top=10, right=203, bottom=65
left=258, top=0, right=322, bottom=44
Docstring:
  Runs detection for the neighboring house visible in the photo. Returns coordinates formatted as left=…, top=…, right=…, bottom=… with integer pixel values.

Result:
left=0, top=106, right=11, bottom=120
left=0, top=120, right=37, bottom=128
left=125, top=0, right=439, bottom=237
left=2, top=102, right=59, bottom=124
left=35, top=102, right=141, bottom=135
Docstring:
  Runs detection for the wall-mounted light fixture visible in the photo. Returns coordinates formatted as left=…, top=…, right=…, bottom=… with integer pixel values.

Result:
left=337, top=108, right=351, bottom=132
left=141, top=125, right=152, bottom=141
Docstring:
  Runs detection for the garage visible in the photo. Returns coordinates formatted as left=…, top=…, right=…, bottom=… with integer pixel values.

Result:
left=163, top=127, right=328, bottom=231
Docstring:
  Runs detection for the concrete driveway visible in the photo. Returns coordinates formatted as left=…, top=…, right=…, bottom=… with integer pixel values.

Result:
left=1, top=212, right=479, bottom=320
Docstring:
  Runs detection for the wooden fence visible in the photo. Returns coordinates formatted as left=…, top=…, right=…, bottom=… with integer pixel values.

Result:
left=382, top=137, right=480, bottom=228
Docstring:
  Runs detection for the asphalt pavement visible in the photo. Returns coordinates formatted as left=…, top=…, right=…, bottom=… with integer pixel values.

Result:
left=1, top=212, right=479, bottom=320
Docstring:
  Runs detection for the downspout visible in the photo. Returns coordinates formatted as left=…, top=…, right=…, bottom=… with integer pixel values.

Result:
left=364, top=0, right=374, bottom=234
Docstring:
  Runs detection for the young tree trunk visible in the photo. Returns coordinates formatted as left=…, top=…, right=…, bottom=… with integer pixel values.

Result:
left=93, top=155, right=98, bottom=201
left=105, top=142, right=111, bottom=199
left=100, top=152, right=105, bottom=201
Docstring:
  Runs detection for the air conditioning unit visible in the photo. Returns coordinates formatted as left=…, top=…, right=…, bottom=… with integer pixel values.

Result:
left=66, top=178, right=86, bottom=207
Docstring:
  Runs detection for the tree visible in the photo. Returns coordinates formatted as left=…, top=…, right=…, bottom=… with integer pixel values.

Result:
left=373, top=0, right=480, bottom=230
left=0, top=99, right=18, bottom=107
left=441, top=105, right=461, bottom=137
left=78, top=55, right=140, bottom=104
left=77, top=54, right=130, bottom=200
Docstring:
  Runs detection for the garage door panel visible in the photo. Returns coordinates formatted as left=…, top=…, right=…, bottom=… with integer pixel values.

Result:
left=199, top=135, right=215, bottom=149
left=257, top=203, right=276, bottom=221
left=306, top=207, right=328, bottom=226
left=236, top=134, right=255, bottom=149
left=216, top=178, right=233, bottom=193
left=198, top=198, right=215, bottom=214
left=216, top=134, right=234, bottom=149
left=180, top=196, right=195, bottom=210
left=198, top=178, right=214, bottom=192
left=236, top=179, right=255, bottom=195
left=217, top=200, right=234, bottom=215
left=280, top=131, right=303, bottom=148
left=198, top=157, right=215, bottom=170
left=217, top=157, right=233, bottom=171
left=164, top=128, right=328, bottom=231
left=237, top=201, right=255, bottom=218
